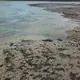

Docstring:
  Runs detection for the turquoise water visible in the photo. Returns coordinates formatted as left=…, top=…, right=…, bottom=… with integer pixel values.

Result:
left=0, top=1, right=79, bottom=42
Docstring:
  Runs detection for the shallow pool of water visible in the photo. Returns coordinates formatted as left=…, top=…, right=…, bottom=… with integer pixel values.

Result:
left=0, top=1, right=79, bottom=43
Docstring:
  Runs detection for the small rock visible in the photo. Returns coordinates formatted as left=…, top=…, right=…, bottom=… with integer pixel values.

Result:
left=57, top=38, right=63, bottom=41
left=10, top=43, right=14, bottom=46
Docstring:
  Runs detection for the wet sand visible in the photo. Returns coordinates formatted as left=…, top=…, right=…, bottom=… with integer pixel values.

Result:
left=0, top=3, right=80, bottom=80
left=46, top=7, right=80, bottom=23
left=29, top=3, right=80, bottom=22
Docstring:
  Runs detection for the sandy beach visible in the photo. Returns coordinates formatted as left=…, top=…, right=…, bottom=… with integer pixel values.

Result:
left=0, top=2, right=80, bottom=80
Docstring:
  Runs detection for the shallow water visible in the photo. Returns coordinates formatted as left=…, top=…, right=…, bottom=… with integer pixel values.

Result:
left=0, top=1, right=79, bottom=43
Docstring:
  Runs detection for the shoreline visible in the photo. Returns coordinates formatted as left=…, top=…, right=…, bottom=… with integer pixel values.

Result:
left=29, top=3, right=80, bottom=22
left=29, top=3, right=80, bottom=41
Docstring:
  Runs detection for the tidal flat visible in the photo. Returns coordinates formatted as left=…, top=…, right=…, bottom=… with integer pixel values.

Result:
left=0, top=2, right=80, bottom=80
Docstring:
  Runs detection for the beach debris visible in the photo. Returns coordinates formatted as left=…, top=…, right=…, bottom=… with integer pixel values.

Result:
left=42, top=39, right=53, bottom=42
